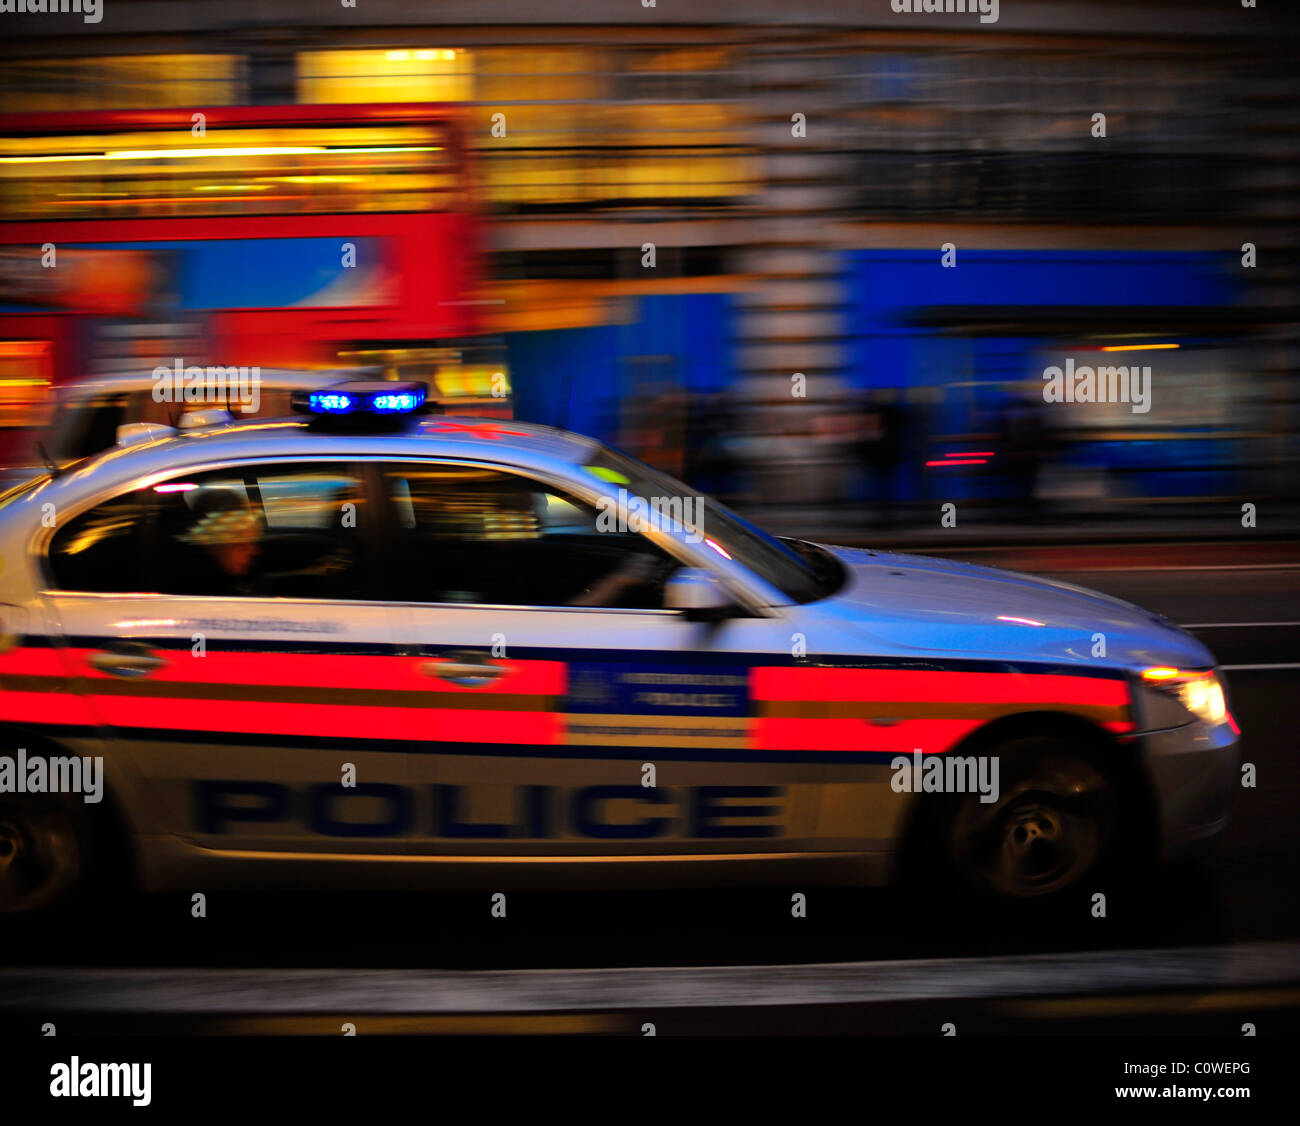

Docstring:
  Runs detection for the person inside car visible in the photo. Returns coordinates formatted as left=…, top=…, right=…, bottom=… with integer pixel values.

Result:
left=175, top=491, right=266, bottom=597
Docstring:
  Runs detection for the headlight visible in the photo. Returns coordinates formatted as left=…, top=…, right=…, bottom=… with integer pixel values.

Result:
left=1141, top=667, right=1228, bottom=726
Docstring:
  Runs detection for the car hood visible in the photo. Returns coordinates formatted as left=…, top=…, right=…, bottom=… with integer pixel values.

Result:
left=815, top=544, right=1217, bottom=671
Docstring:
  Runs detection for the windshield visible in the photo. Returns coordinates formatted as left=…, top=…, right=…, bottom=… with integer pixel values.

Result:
left=583, top=447, right=842, bottom=603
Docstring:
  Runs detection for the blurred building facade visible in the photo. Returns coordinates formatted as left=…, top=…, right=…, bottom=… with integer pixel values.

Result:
left=2, top=0, right=1297, bottom=532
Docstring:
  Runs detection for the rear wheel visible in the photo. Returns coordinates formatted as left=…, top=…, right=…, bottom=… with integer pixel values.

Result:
left=0, top=796, right=89, bottom=914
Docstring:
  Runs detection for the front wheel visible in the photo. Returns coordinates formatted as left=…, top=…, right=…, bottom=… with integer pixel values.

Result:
left=915, top=735, right=1138, bottom=900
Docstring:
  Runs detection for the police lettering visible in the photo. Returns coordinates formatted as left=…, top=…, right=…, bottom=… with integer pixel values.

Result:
left=634, top=692, right=732, bottom=708
left=194, top=781, right=784, bottom=840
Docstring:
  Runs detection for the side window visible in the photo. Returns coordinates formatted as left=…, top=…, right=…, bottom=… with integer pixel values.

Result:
left=48, top=463, right=369, bottom=599
left=380, top=464, right=679, bottom=608
left=46, top=485, right=153, bottom=593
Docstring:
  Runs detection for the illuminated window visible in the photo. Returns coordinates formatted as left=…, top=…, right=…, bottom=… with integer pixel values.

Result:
left=293, top=46, right=757, bottom=209
left=475, top=49, right=753, bottom=207
left=0, top=123, right=459, bottom=221
left=0, top=341, right=53, bottom=430
left=336, top=347, right=511, bottom=408
left=297, top=49, right=473, bottom=103
left=473, top=47, right=610, bottom=103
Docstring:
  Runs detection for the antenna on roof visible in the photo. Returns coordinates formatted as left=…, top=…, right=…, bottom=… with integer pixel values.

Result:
left=35, top=440, right=62, bottom=479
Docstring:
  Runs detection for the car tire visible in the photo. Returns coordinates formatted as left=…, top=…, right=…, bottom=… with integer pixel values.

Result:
left=0, top=793, right=95, bottom=915
left=908, top=733, right=1139, bottom=901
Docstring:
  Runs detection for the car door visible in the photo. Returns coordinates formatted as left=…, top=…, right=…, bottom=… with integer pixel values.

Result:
left=371, top=457, right=826, bottom=864
left=40, top=457, right=408, bottom=858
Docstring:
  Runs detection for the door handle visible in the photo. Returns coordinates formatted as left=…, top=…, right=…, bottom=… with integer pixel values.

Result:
left=420, top=654, right=506, bottom=688
left=88, top=647, right=168, bottom=679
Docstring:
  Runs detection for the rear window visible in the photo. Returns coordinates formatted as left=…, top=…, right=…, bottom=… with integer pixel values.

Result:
left=49, top=387, right=301, bottom=462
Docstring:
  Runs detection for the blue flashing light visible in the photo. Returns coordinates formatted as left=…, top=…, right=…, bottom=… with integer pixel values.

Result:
left=297, top=381, right=429, bottom=418
left=309, top=392, right=355, bottom=414
left=372, top=390, right=425, bottom=413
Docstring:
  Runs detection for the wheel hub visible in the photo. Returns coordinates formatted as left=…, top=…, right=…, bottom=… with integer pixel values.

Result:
left=948, top=750, right=1114, bottom=898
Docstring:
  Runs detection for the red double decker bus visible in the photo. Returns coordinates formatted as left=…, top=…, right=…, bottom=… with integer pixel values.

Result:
left=0, top=103, right=483, bottom=398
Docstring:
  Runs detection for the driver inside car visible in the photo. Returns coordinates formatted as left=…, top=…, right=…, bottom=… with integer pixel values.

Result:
left=173, top=488, right=358, bottom=599
left=175, top=491, right=267, bottom=597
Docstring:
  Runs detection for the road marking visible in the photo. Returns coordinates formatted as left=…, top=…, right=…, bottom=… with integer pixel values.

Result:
left=999, top=985, right=1300, bottom=1018
left=1044, top=564, right=1300, bottom=574
left=1181, top=622, right=1300, bottom=629
left=206, top=1014, right=625, bottom=1035
left=3, top=941, right=1297, bottom=1013
left=1220, top=663, right=1300, bottom=671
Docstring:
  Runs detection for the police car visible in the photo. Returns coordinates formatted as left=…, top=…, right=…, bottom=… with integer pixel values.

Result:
left=0, top=382, right=1239, bottom=912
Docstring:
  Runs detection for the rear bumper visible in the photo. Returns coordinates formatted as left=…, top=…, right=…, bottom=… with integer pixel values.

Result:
left=1140, top=719, right=1240, bottom=862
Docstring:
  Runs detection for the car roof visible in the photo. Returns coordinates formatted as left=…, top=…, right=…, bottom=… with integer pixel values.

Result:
left=48, top=411, right=602, bottom=502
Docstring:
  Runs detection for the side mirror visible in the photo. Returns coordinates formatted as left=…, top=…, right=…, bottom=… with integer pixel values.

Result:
left=664, top=567, right=735, bottom=621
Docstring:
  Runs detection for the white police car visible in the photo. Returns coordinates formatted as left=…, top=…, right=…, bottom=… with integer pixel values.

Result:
left=0, top=382, right=1239, bottom=912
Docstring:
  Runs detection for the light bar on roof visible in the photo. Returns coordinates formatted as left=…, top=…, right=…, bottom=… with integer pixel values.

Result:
left=293, top=381, right=428, bottom=417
